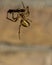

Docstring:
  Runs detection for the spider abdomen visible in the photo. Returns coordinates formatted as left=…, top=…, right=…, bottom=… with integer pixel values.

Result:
left=21, top=20, right=30, bottom=27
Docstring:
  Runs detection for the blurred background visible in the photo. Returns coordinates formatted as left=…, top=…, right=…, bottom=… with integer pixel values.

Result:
left=0, top=0, right=52, bottom=65
left=0, top=0, right=52, bottom=45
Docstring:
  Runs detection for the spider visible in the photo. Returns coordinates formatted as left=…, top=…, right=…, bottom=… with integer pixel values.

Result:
left=6, top=1, right=32, bottom=39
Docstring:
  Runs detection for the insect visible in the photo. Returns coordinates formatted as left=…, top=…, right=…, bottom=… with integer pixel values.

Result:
left=6, top=1, right=32, bottom=39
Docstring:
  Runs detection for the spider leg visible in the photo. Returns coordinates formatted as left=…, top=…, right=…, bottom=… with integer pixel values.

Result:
left=12, top=12, right=15, bottom=19
left=22, top=17, right=32, bottom=23
left=7, top=17, right=14, bottom=22
left=6, top=12, right=14, bottom=22
left=18, top=23, right=21, bottom=40
left=6, top=12, right=10, bottom=20
left=6, top=12, right=8, bottom=19
left=21, top=1, right=25, bottom=9
left=12, top=12, right=19, bottom=22
left=7, top=12, right=18, bottom=22
left=26, top=18, right=32, bottom=22
left=12, top=12, right=17, bottom=22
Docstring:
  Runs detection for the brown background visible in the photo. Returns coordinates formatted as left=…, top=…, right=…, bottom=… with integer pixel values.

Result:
left=0, top=0, right=52, bottom=65
left=0, top=0, right=52, bottom=45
